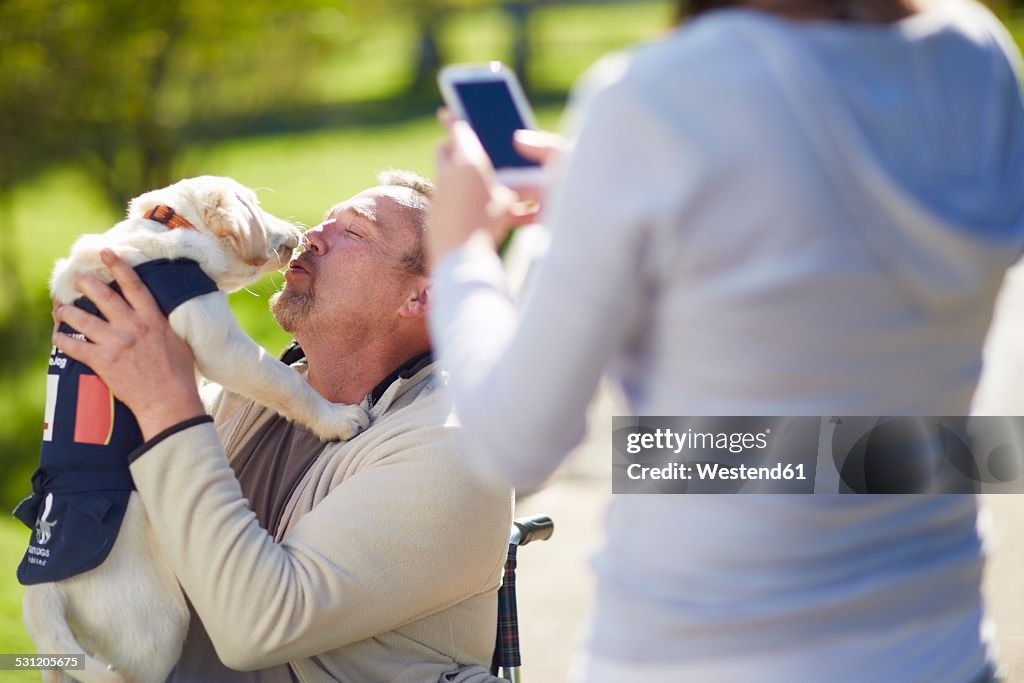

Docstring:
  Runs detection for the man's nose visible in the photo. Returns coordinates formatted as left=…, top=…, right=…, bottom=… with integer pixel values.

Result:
left=303, top=226, right=327, bottom=255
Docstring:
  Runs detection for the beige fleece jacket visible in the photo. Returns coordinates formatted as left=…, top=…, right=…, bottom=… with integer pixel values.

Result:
left=129, top=361, right=512, bottom=682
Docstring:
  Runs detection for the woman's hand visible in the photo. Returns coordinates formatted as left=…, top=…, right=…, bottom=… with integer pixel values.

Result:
left=53, top=249, right=205, bottom=440
left=509, top=127, right=565, bottom=204
left=427, top=108, right=564, bottom=270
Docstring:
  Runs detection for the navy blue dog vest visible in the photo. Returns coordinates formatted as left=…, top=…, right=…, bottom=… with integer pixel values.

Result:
left=14, top=258, right=217, bottom=585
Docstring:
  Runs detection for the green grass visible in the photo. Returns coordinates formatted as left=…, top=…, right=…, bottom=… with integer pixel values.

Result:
left=0, top=517, right=36, bottom=681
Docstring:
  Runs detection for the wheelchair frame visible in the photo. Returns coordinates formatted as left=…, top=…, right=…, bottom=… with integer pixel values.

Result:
left=491, top=514, right=555, bottom=682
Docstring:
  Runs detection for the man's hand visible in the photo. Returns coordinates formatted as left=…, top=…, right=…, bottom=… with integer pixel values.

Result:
left=427, top=108, right=564, bottom=270
left=53, top=249, right=205, bottom=440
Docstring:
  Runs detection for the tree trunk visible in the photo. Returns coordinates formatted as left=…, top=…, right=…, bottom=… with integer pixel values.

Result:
left=504, top=2, right=534, bottom=94
left=409, top=9, right=445, bottom=95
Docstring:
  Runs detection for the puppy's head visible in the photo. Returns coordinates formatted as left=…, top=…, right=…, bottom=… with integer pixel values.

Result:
left=128, top=176, right=302, bottom=291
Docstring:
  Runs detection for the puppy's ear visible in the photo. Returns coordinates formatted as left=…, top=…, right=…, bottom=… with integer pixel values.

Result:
left=202, top=190, right=269, bottom=267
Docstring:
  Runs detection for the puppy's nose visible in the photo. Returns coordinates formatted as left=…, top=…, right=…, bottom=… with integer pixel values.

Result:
left=272, top=224, right=302, bottom=262
left=278, top=222, right=301, bottom=250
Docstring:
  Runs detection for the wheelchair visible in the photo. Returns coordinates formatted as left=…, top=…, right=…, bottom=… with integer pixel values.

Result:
left=491, top=514, right=555, bottom=682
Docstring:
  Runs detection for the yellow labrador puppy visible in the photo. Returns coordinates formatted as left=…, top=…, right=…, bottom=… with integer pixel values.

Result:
left=16, top=176, right=369, bottom=682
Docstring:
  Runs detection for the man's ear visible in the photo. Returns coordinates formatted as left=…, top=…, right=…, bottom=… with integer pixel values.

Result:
left=398, top=285, right=430, bottom=319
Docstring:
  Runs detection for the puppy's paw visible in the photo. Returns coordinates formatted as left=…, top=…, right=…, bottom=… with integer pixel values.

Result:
left=311, top=404, right=371, bottom=442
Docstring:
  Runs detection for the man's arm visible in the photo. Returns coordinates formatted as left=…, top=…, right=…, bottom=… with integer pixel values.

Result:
left=129, top=417, right=510, bottom=670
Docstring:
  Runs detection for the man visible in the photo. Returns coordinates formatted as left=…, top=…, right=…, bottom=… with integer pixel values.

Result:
left=53, top=170, right=512, bottom=681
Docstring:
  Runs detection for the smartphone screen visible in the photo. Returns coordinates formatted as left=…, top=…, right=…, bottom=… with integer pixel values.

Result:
left=452, top=80, right=539, bottom=170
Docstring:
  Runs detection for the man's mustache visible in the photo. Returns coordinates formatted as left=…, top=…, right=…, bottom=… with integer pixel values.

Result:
left=290, top=253, right=317, bottom=277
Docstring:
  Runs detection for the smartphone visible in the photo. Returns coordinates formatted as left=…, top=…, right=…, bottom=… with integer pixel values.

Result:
left=438, top=62, right=542, bottom=187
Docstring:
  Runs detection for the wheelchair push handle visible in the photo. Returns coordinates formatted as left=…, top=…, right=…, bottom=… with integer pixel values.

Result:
left=510, top=514, right=554, bottom=547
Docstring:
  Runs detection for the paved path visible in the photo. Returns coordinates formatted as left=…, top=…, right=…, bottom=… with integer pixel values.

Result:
left=976, top=262, right=1024, bottom=683
left=510, top=261, right=1024, bottom=681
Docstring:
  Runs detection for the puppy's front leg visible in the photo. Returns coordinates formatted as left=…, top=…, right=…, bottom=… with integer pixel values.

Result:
left=168, top=293, right=369, bottom=441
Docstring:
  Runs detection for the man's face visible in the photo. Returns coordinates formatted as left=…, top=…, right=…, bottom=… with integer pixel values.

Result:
left=271, top=186, right=423, bottom=337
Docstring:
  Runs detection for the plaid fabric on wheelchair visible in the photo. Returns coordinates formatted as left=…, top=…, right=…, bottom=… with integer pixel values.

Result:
left=491, top=543, right=521, bottom=675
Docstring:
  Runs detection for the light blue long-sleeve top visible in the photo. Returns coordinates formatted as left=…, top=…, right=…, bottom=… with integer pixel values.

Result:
left=431, top=1, right=1024, bottom=680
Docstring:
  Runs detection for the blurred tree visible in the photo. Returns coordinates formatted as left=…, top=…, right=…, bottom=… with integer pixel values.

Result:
left=0, top=0, right=86, bottom=323
left=502, top=1, right=538, bottom=92
left=0, top=0, right=342, bottom=215
left=72, top=0, right=340, bottom=208
left=409, top=2, right=451, bottom=94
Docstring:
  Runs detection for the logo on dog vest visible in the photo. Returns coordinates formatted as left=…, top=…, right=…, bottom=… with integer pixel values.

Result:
left=34, top=493, right=57, bottom=545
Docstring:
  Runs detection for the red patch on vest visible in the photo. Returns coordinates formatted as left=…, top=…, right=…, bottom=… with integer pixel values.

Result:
left=73, top=375, right=114, bottom=445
